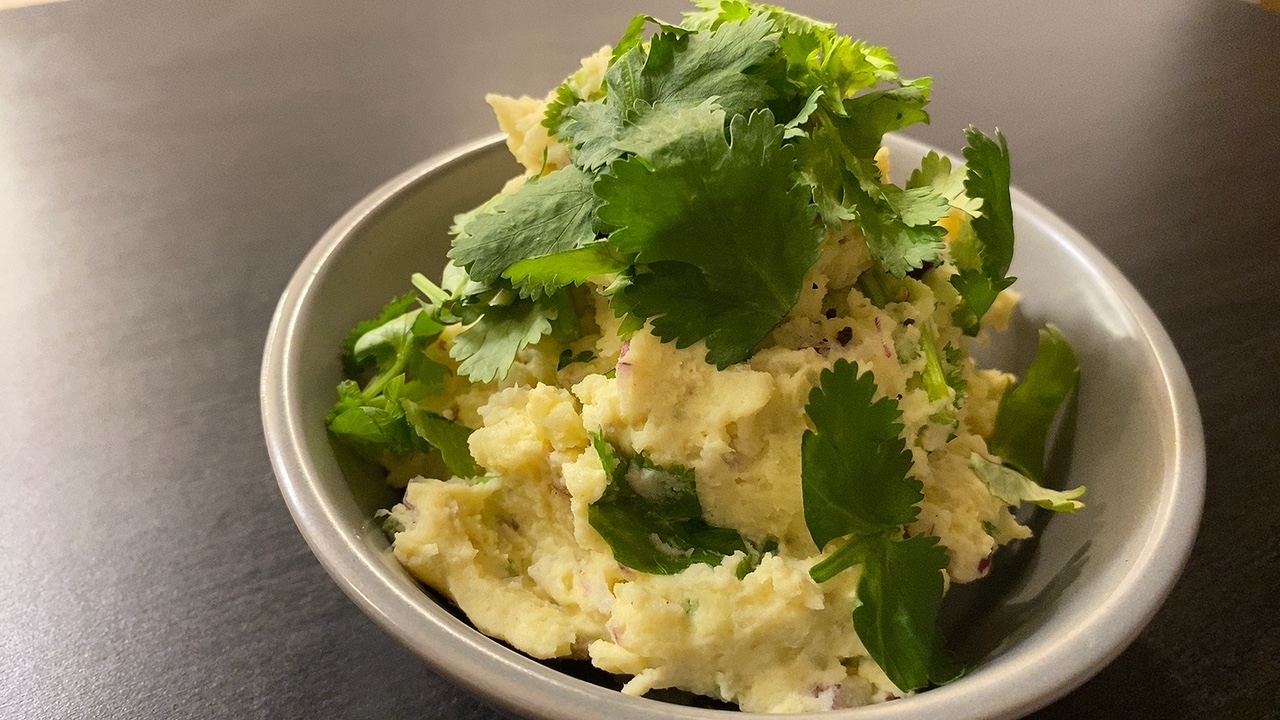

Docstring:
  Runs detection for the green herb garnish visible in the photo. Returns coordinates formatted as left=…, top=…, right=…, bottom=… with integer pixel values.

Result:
left=977, top=323, right=1084, bottom=511
left=447, top=293, right=557, bottom=384
left=449, top=165, right=602, bottom=292
left=588, top=433, right=752, bottom=574
left=402, top=402, right=477, bottom=479
left=950, top=126, right=1017, bottom=335
left=802, top=359, right=962, bottom=692
left=435, top=5, right=982, bottom=379
left=326, top=295, right=451, bottom=460
left=970, top=454, right=1084, bottom=512
left=989, top=324, right=1080, bottom=481
left=598, top=109, right=822, bottom=368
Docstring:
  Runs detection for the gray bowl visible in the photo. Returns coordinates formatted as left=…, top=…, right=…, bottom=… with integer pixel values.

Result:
left=261, top=134, right=1205, bottom=719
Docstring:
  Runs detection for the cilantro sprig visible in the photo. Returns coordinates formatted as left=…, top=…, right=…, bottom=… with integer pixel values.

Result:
left=950, top=127, right=1017, bottom=335
left=802, top=359, right=962, bottom=692
left=326, top=294, right=477, bottom=476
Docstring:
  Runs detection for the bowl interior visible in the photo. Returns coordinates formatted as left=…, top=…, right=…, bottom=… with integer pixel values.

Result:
left=263, top=135, right=1203, bottom=720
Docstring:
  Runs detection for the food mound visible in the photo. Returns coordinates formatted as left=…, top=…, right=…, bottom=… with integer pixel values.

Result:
left=325, top=2, right=1084, bottom=713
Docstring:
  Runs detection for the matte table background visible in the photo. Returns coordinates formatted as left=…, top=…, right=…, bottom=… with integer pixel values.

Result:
left=2, top=1, right=1276, bottom=717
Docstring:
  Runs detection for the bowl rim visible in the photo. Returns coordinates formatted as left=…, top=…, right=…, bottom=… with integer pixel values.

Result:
left=260, top=133, right=1205, bottom=719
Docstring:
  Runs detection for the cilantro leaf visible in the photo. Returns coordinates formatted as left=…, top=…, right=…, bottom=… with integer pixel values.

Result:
left=801, top=359, right=920, bottom=549
left=795, top=124, right=855, bottom=226
left=341, top=298, right=448, bottom=400
left=542, top=42, right=611, bottom=136
left=681, top=0, right=727, bottom=28
left=449, top=193, right=504, bottom=250
left=950, top=267, right=1013, bottom=336
left=603, top=43, right=648, bottom=119
left=963, top=126, right=1015, bottom=277
left=789, top=36, right=889, bottom=119
left=448, top=295, right=557, bottom=383
left=682, top=0, right=752, bottom=30
left=783, top=87, right=822, bottom=137
left=845, top=168, right=947, bottom=276
left=402, top=401, right=478, bottom=478
left=327, top=288, right=457, bottom=463
left=854, top=534, right=964, bottom=690
left=565, top=98, right=731, bottom=174
left=612, top=100, right=727, bottom=165
left=970, top=453, right=1084, bottom=512
left=328, top=404, right=417, bottom=457
left=749, top=3, right=834, bottom=36
left=640, top=12, right=779, bottom=120
left=542, top=81, right=581, bottom=137
left=878, top=186, right=950, bottom=228
left=558, top=14, right=779, bottom=171
left=448, top=166, right=602, bottom=289
left=544, top=286, right=584, bottom=345
left=950, top=127, right=1017, bottom=335
left=596, top=109, right=821, bottom=368
left=502, top=242, right=631, bottom=297
left=908, top=150, right=983, bottom=217
left=557, top=348, right=596, bottom=370
left=988, top=324, right=1080, bottom=481
left=794, top=81, right=944, bottom=275
left=686, top=1, right=886, bottom=125
left=802, top=358, right=960, bottom=693
left=830, top=81, right=932, bottom=159
left=560, top=98, right=623, bottom=170
left=610, top=14, right=649, bottom=63
left=588, top=433, right=750, bottom=574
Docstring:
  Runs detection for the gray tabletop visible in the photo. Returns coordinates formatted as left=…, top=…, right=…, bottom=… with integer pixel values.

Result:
left=2, top=1, right=1277, bottom=717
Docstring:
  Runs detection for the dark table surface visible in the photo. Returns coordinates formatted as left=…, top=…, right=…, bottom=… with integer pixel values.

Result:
left=2, top=1, right=1277, bottom=717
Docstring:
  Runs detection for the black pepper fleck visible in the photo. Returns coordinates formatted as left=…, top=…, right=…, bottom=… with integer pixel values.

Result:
left=835, top=326, right=853, bottom=346
left=824, top=308, right=837, bottom=319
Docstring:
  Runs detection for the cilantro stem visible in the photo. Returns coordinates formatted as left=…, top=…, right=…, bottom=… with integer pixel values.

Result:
left=362, top=353, right=408, bottom=401
left=919, top=321, right=949, bottom=402
left=411, top=272, right=451, bottom=306
left=809, top=535, right=865, bottom=583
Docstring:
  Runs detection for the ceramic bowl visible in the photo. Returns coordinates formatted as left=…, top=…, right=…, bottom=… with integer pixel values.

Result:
left=261, top=134, right=1205, bottom=719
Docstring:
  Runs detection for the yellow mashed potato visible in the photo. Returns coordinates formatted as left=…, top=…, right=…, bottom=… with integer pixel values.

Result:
left=384, top=50, right=1028, bottom=714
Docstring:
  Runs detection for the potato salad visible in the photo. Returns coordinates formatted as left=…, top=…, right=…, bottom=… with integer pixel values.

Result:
left=325, top=1, right=1084, bottom=712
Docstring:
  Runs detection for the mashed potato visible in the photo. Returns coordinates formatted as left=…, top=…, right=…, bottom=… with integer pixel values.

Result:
left=382, top=67, right=1031, bottom=712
